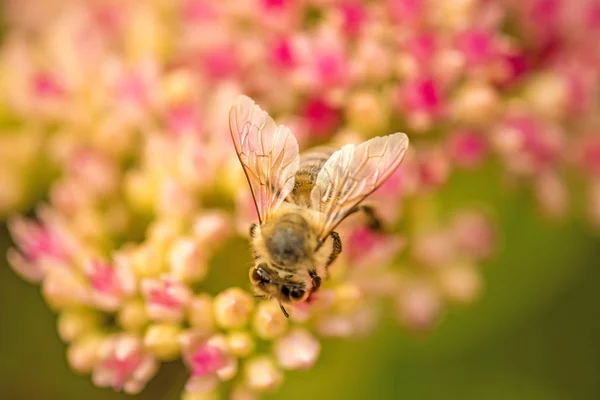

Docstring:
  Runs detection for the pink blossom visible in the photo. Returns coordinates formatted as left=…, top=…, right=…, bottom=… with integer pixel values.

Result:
left=67, top=148, right=119, bottom=197
left=191, top=342, right=228, bottom=376
left=269, top=37, right=298, bottom=71
left=495, top=115, right=562, bottom=174
left=576, top=135, right=600, bottom=178
left=180, top=332, right=238, bottom=386
left=415, top=147, right=450, bottom=189
left=182, top=0, right=219, bottom=23
left=313, top=48, right=349, bottom=88
left=301, top=97, right=341, bottom=138
left=398, top=77, right=444, bottom=125
left=448, top=130, right=488, bottom=168
left=495, top=49, right=530, bottom=87
left=84, top=258, right=136, bottom=311
left=7, top=212, right=73, bottom=282
left=346, top=226, right=404, bottom=269
left=31, top=71, right=65, bottom=99
left=338, top=1, right=368, bottom=37
left=88, top=2, right=127, bottom=36
left=387, top=0, right=424, bottom=26
left=456, top=29, right=495, bottom=68
left=92, top=334, right=158, bottom=394
left=406, top=32, right=438, bottom=66
left=201, top=46, right=239, bottom=81
left=450, top=211, right=495, bottom=261
left=166, top=103, right=202, bottom=137
left=142, top=276, right=193, bottom=322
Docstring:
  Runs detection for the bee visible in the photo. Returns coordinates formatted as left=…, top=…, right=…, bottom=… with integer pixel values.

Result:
left=229, top=95, right=409, bottom=317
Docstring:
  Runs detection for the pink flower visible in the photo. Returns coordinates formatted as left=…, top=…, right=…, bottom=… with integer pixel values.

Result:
left=67, top=148, right=119, bottom=197
left=269, top=37, right=298, bottom=71
left=166, top=103, right=202, bottom=137
left=400, top=77, right=442, bottom=115
left=201, top=46, right=239, bottom=81
left=84, top=258, right=136, bottom=311
left=92, top=334, right=158, bottom=394
left=406, top=32, right=438, bottom=66
left=7, top=210, right=74, bottom=282
left=142, top=276, right=193, bottom=322
left=396, top=280, right=441, bottom=331
left=576, top=135, right=600, bottom=178
left=494, top=115, right=563, bottom=174
left=415, top=147, right=450, bottom=189
left=313, top=48, right=349, bottom=88
left=346, top=226, right=404, bottom=269
left=388, top=0, right=424, bottom=26
left=338, top=1, right=368, bottom=37
left=180, top=332, right=237, bottom=391
left=495, top=49, right=530, bottom=87
left=455, top=29, right=495, bottom=68
left=301, top=97, right=341, bottom=138
left=182, top=0, right=219, bottom=23
left=31, top=71, right=65, bottom=99
left=191, top=342, right=227, bottom=376
left=450, top=211, right=495, bottom=261
left=448, top=130, right=488, bottom=168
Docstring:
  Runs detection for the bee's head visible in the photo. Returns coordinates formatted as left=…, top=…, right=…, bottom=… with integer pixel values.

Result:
left=249, top=263, right=309, bottom=304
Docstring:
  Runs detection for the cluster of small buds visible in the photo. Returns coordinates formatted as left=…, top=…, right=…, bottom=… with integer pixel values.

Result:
left=2, top=0, right=599, bottom=397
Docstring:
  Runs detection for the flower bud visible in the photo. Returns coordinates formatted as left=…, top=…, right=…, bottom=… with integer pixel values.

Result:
left=437, top=263, right=483, bottom=304
left=124, top=170, right=157, bottom=214
left=333, top=283, right=362, bottom=313
left=67, top=333, right=104, bottom=374
left=345, top=91, right=389, bottom=135
left=168, top=237, right=208, bottom=283
left=144, top=323, right=182, bottom=361
left=188, top=294, right=215, bottom=335
left=253, top=301, right=289, bottom=340
left=231, top=385, right=257, bottom=400
left=181, top=390, right=220, bottom=400
left=130, top=244, right=165, bottom=279
left=523, top=72, right=568, bottom=121
left=42, top=267, right=89, bottom=310
left=244, top=356, right=283, bottom=392
left=213, top=288, right=254, bottom=329
left=227, top=331, right=255, bottom=358
left=396, top=280, right=441, bottom=331
left=58, top=308, right=100, bottom=342
left=192, top=211, right=232, bottom=247
left=450, top=81, right=499, bottom=125
left=274, top=329, right=320, bottom=370
left=118, top=298, right=149, bottom=332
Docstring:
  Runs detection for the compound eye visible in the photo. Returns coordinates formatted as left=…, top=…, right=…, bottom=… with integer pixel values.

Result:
left=289, top=288, right=306, bottom=302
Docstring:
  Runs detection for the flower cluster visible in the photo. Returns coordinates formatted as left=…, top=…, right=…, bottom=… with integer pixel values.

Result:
left=2, top=0, right=599, bottom=397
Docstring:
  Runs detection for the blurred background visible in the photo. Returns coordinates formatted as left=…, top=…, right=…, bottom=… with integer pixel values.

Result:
left=1, top=0, right=600, bottom=399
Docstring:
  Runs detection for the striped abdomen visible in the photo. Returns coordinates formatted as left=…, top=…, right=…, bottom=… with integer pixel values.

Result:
left=288, top=146, right=336, bottom=207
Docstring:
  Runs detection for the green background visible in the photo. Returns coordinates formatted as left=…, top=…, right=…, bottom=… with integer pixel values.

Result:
left=1, top=169, right=599, bottom=400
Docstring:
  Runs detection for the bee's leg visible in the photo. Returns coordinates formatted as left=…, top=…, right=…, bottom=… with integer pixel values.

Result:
left=309, top=269, right=322, bottom=290
left=324, top=231, right=342, bottom=269
left=249, top=223, right=259, bottom=238
left=348, top=205, right=383, bottom=231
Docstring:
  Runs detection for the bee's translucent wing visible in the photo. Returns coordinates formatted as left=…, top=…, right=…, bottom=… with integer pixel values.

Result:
left=229, top=95, right=300, bottom=224
left=310, top=132, right=409, bottom=239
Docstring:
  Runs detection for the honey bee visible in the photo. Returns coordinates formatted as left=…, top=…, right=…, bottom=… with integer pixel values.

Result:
left=229, top=95, right=409, bottom=317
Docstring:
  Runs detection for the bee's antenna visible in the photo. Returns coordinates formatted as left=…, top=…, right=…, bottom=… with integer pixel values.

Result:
left=279, top=302, right=290, bottom=318
left=253, top=294, right=266, bottom=298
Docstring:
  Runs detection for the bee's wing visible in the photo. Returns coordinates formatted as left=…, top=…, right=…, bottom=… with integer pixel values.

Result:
left=310, top=132, right=409, bottom=239
left=229, top=95, right=300, bottom=224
